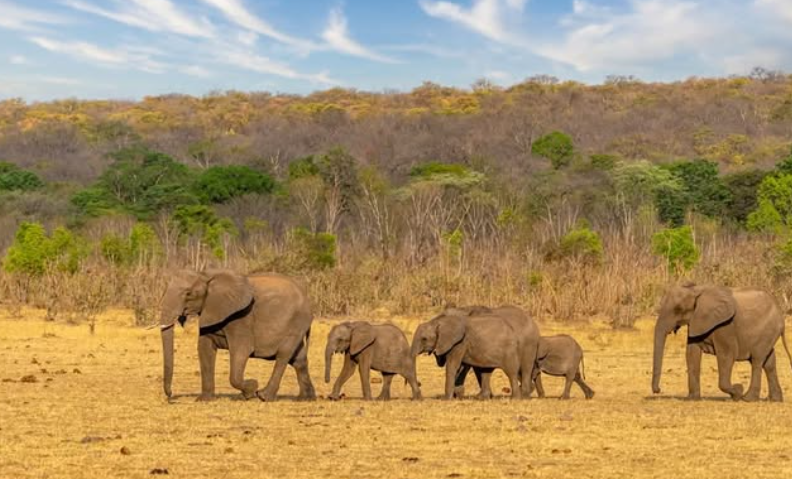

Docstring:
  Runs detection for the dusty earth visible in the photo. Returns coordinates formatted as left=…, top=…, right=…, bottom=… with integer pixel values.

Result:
left=1, top=309, right=791, bottom=478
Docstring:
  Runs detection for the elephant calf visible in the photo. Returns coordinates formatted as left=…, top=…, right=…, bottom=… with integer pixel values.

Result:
left=325, top=321, right=421, bottom=400
left=533, top=335, right=594, bottom=400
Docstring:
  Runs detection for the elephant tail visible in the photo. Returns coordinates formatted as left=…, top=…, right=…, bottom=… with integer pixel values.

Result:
left=581, top=354, right=586, bottom=380
left=782, top=326, right=792, bottom=372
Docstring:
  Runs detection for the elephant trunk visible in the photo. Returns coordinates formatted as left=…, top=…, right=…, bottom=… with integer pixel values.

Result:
left=161, top=325, right=174, bottom=398
left=324, top=343, right=334, bottom=383
left=652, top=322, right=668, bottom=394
left=410, top=339, right=422, bottom=358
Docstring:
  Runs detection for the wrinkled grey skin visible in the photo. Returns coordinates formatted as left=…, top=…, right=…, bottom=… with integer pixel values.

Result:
left=325, top=321, right=421, bottom=401
left=532, top=335, right=594, bottom=400
left=443, top=305, right=539, bottom=399
left=160, top=270, right=316, bottom=402
left=411, top=313, right=522, bottom=399
left=652, top=282, right=792, bottom=402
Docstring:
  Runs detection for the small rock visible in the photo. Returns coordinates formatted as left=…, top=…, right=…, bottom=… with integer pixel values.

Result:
left=120, top=446, right=131, bottom=455
left=55, top=369, right=67, bottom=375
left=72, top=368, right=82, bottom=374
left=149, top=468, right=169, bottom=475
left=354, top=407, right=364, bottom=417
left=81, top=436, right=105, bottom=444
left=46, top=378, right=53, bottom=383
left=448, top=474, right=463, bottom=478
left=2, top=378, right=16, bottom=383
left=514, top=415, right=529, bottom=422
left=40, top=368, right=48, bottom=374
left=402, top=457, right=419, bottom=463
left=31, top=358, right=39, bottom=364
left=224, top=447, right=234, bottom=454
left=20, top=375, right=38, bottom=383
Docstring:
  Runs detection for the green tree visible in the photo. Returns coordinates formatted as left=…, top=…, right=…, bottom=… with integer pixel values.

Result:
left=559, top=224, right=604, bottom=264
left=664, top=159, right=731, bottom=218
left=0, top=161, right=44, bottom=191
left=532, top=131, right=575, bottom=169
left=289, top=227, right=336, bottom=270
left=746, top=174, right=792, bottom=233
left=173, top=205, right=237, bottom=259
left=612, top=160, right=683, bottom=214
left=3, top=222, right=88, bottom=275
left=193, top=165, right=276, bottom=204
left=723, top=169, right=768, bottom=224
left=652, top=226, right=699, bottom=273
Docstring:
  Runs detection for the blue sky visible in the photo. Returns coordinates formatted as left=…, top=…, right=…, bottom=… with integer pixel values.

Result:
left=1, top=0, right=791, bottom=100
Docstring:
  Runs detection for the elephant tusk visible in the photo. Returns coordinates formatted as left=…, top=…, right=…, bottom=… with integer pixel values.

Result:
left=160, top=324, right=175, bottom=332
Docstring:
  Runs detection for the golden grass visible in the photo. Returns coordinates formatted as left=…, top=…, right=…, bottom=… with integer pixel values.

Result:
left=1, top=310, right=792, bottom=479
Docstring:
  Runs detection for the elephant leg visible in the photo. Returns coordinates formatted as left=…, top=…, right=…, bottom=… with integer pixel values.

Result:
left=406, top=370, right=422, bottom=401
left=377, top=373, right=394, bottom=400
left=358, top=353, right=373, bottom=400
left=443, top=354, right=464, bottom=400
left=197, top=335, right=217, bottom=401
left=743, top=354, right=765, bottom=402
left=290, top=338, right=316, bottom=400
left=533, top=370, right=545, bottom=399
left=453, top=364, right=471, bottom=398
left=507, top=368, right=522, bottom=400
left=476, top=370, right=493, bottom=399
left=520, top=341, right=539, bottom=397
left=716, top=350, right=742, bottom=400
left=560, top=372, right=574, bottom=400
left=229, top=346, right=258, bottom=400
left=764, top=350, right=784, bottom=402
left=685, top=343, right=702, bottom=400
left=257, top=353, right=290, bottom=402
left=330, top=354, right=356, bottom=400
left=574, top=371, right=594, bottom=399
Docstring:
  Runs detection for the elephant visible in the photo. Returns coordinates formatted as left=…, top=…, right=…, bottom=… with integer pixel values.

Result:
left=441, top=305, right=539, bottom=399
left=652, top=282, right=792, bottom=402
left=324, top=321, right=421, bottom=400
left=159, top=269, right=316, bottom=402
left=532, top=335, right=594, bottom=400
left=411, top=312, right=523, bottom=399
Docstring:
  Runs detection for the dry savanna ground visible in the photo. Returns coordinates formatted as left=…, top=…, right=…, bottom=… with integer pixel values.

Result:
left=1, top=309, right=792, bottom=479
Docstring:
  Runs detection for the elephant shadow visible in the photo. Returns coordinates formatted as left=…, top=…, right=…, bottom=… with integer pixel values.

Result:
left=643, top=395, right=737, bottom=403
left=167, top=393, right=313, bottom=403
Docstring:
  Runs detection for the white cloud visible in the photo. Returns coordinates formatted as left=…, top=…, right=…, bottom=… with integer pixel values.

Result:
left=222, top=49, right=339, bottom=85
left=539, top=0, right=719, bottom=71
left=485, top=70, right=512, bottom=82
left=419, top=0, right=525, bottom=45
left=181, top=65, right=212, bottom=78
left=756, top=0, right=792, bottom=24
left=10, top=54, right=29, bottom=65
left=0, top=1, right=67, bottom=31
left=198, top=0, right=314, bottom=50
left=29, top=36, right=166, bottom=73
left=321, top=8, right=397, bottom=63
left=62, top=0, right=213, bottom=38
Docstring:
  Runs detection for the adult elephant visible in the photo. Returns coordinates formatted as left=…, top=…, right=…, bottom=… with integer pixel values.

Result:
left=444, top=305, right=539, bottom=398
left=159, top=270, right=316, bottom=402
left=652, top=282, right=791, bottom=402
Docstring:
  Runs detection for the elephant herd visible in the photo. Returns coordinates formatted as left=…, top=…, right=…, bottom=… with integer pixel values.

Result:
left=159, top=270, right=792, bottom=403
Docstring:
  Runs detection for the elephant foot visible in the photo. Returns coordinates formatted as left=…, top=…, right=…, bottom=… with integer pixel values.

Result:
left=741, top=391, right=761, bottom=402
left=256, top=389, right=277, bottom=402
left=195, top=394, right=216, bottom=402
left=476, top=392, right=492, bottom=400
left=585, top=391, right=595, bottom=400
left=296, top=392, right=316, bottom=402
left=453, top=386, right=465, bottom=399
left=559, top=396, right=570, bottom=400
left=412, top=393, right=423, bottom=401
left=686, top=393, right=701, bottom=401
left=769, top=394, right=784, bottom=403
left=328, top=393, right=342, bottom=401
left=728, top=384, right=744, bottom=401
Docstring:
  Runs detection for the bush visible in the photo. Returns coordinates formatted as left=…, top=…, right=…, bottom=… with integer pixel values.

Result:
left=652, top=226, right=699, bottom=273
left=559, top=224, right=604, bottom=263
left=0, top=162, right=44, bottom=191
left=173, top=205, right=237, bottom=259
left=193, top=165, right=276, bottom=204
left=664, top=159, right=731, bottom=218
left=3, top=222, right=88, bottom=275
left=589, top=154, right=618, bottom=171
left=289, top=227, right=336, bottom=270
left=723, top=169, right=768, bottom=224
left=746, top=173, right=792, bottom=233
left=532, top=131, right=574, bottom=169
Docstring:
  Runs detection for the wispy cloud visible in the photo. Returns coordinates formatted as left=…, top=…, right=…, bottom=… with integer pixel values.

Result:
left=419, top=0, right=526, bottom=45
left=181, top=65, right=212, bottom=78
left=321, top=7, right=397, bottom=63
left=10, top=54, right=30, bottom=65
left=198, top=0, right=314, bottom=49
left=756, top=0, right=792, bottom=24
left=62, top=0, right=213, bottom=38
left=222, top=49, right=339, bottom=85
left=0, top=1, right=68, bottom=32
left=538, top=0, right=720, bottom=71
left=29, top=36, right=166, bottom=73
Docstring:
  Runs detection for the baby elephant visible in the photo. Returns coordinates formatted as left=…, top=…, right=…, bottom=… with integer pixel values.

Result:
left=533, top=335, right=594, bottom=400
left=324, top=321, right=421, bottom=400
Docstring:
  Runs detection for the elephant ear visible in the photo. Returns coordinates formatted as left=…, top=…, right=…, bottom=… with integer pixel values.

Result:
left=200, top=270, right=254, bottom=329
left=349, top=322, right=376, bottom=356
left=435, top=316, right=466, bottom=356
left=689, top=287, right=735, bottom=337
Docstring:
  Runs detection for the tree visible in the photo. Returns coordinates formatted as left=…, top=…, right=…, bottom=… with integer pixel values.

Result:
left=193, top=165, right=276, bottom=204
left=173, top=205, right=237, bottom=260
left=532, top=131, right=574, bottom=169
left=559, top=224, right=604, bottom=264
left=664, top=159, right=730, bottom=218
left=3, top=222, right=88, bottom=275
left=747, top=174, right=792, bottom=233
left=0, top=161, right=44, bottom=191
left=652, top=226, right=699, bottom=273
left=316, top=147, right=359, bottom=234
left=723, top=169, right=767, bottom=224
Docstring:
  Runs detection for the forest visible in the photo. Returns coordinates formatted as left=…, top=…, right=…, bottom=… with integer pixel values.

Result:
left=2, top=70, right=792, bottom=326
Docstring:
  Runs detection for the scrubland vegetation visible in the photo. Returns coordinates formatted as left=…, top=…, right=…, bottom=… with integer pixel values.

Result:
left=2, top=72, right=792, bottom=325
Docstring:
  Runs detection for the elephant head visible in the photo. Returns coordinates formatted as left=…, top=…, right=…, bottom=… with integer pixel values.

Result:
left=652, top=282, right=735, bottom=394
left=411, top=316, right=466, bottom=366
left=159, top=269, right=253, bottom=398
left=324, top=322, right=375, bottom=383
